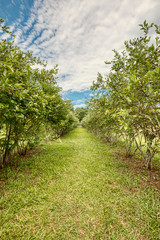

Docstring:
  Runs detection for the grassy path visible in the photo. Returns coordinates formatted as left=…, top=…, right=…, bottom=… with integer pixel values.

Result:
left=0, top=127, right=159, bottom=239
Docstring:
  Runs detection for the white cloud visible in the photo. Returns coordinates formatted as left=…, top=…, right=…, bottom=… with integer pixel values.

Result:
left=11, top=0, right=16, bottom=6
left=74, top=103, right=86, bottom=109
left=73, top=99, right=85, bottom=104
left=12, top=0, right=159, bottom=92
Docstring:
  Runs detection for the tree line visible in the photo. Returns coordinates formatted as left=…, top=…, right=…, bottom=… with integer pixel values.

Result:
left=0, top=18, right=78, bottom=167
left=82, top=21, right=160, bottom=169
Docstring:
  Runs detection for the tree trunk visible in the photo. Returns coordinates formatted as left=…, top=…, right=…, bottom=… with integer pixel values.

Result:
left=145, top=137, right=155, bottom=170
left=125, top=135, right=134, bottom=157
left=44, top=126, right=48, bottom=140
left=3, top=124, right=12, bottom=164
left=145, top=142, right=152, bottom=170
left=126, top=140, right=132, bottom=157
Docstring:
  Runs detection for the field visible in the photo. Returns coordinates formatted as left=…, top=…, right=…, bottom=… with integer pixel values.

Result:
left=0, top=127, right=160, bottom=239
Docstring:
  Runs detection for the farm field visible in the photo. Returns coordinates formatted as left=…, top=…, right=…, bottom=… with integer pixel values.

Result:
left=0, top=127, right=159, bottom=239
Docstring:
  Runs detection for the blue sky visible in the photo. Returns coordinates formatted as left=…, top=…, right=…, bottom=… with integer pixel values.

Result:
left=0, top=0, right=159, bottom=108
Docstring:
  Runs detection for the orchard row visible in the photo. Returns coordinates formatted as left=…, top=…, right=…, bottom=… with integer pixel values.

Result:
left=83, top=21, right=160, bottom=169
left=0, top=19, right=78, bottom=166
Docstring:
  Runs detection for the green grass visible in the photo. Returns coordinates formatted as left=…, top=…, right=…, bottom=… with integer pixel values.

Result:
left=0, top=127, right=159, bottom=239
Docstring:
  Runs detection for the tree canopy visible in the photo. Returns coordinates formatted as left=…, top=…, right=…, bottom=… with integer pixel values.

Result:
left=74, top=107, right=88, bottom=122
left=82, top=21, right=160, bottom=169
left=0, top=18, right=78, bottom=166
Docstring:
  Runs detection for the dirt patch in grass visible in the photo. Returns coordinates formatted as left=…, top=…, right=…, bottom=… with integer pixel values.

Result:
left=115, top=150, right=160, bottom=193
left=1, top=146, right=42, bottom=167
left=0, top=146, right=42, bottom=186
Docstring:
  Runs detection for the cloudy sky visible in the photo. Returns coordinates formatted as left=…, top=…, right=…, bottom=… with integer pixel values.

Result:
left=0, top=0, right=159, bottom=108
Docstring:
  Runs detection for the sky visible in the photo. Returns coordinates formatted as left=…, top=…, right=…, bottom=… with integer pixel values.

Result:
left=0, top=0, right=159, bottom=108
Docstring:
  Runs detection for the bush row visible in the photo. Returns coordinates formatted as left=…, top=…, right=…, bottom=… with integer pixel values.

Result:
left=82, top=21, right=160, bottom=169
left=0, top=19, right=78, bottom=166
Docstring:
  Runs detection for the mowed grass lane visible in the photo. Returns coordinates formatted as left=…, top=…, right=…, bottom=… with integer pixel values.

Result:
left=0, top=127, right=159, bottom=239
